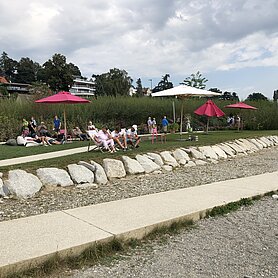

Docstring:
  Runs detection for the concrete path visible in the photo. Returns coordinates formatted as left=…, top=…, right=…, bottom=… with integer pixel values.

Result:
left=0, top=171, right=277, bottom=277
left=0, top=146, right=89, bottom=167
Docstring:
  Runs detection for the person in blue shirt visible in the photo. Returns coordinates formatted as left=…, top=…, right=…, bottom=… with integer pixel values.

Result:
left=161, top=115, right=169, bottom=143
left=53, top=115, right=61, bottom=133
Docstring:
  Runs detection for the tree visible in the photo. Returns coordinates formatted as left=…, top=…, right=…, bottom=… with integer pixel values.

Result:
left=93, top=68, right=133, bottom=97
left=152, top=74, right=173, bottom=93
left=180, top=71, right=208, bottom=89
left=0, top=52, right=18, bottom=82
left=246, top=92, right=268, bottom=101
left=135, top=78, right=143, bottom=96
left=218, top=91, right=239, bottom=101
left=14, top=57, right=41, bottom=84
left=273, top=90, right=278, bottom=102
left=39, top=53, right=81, bottom=92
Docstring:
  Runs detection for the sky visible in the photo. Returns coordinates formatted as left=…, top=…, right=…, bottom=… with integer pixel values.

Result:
left=1, top=0, right=278, bottom=100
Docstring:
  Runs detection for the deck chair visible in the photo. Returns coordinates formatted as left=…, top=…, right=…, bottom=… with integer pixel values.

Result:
left=86, top=130, right=105, bottom=152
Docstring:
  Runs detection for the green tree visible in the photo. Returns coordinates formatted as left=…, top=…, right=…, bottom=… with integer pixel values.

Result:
left=14, top=57, right=41, bottom=84
left=38, top=53, right=81, bottom=92
left=93, top=68, right=133, bottom=97
left=246, top=92, right=268, bottom=101
left=135, top=78, right=143, bottom=96
left=273, top=90, right=278, bottom=102
left=0, top=52, right=18, bottom=82
left=219, top=91, right=239, bottom=101
left=152, top=74, right=173, bottom=93
left=180, top=71, right=208, bottom=89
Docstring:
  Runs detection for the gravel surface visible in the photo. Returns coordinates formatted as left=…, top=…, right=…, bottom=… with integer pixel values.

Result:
left=0, top=147, right=278, bottom=222
left=68, top=196, right=278, bottom=278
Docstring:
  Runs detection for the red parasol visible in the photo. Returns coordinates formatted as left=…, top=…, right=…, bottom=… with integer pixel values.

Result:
left=194, top=100, right=225, bottom=132
left=35, top=91, right=91, bottom=138
left=224, top=102, right=257, bottom=131
left=224, top=102, right=257, bottom=110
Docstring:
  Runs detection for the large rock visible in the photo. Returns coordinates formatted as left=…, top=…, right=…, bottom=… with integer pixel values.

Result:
left=160, top=151, right=179, bottom=167
left=135, top=154, right=161, bottom=173
left=267, top=136, right=278, bottom=145
left=211, top=145, right=227, bottom=159
left=234, top=139, right=251, bottom=152
left=255, top=138, right=268, bottom=148
left=0, top=178, right=6, bottom=197
left=172, top=149, right=190, bottom=164
left=198, top=146, right=218, bottom=160
left=161, top=165, right=173, bottom=171
left=238, top=138, right=259, bottom=152
left=195, top=160, right=207, bottom=166
left=146, top=153, right=164, bottom=166
left=122, top=156, right=145, bottom=175
left=90, top=161, right=108, bottom=185
left=184, top=161, right=196, bottom=167
left=189, top=148, right=206, bottom=160
left=67, top=164, right=95, bottom=184
left=259, top=136, right=273, bottom=147
left=225, top=142, right=246, bottom=154
left=36, top=168, right=73, bottom=187
left=103, top=159, right=126, bottom=180
left=78, top=161, right=96, bottom=172
left=4, top=170, right=42, bottom=199
left=248, top=138, right=264, bottom=150
left=218, top=143, right=236, bottom=157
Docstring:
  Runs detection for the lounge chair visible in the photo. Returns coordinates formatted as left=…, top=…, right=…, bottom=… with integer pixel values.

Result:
left=86, top=130, right=104, bottom=152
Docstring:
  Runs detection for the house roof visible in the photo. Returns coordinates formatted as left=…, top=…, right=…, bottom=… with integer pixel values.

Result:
left=0, top=76, right=8, bottom=84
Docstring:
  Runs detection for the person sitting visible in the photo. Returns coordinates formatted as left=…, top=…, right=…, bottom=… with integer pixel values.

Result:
left=111, top=127, right=127, bottom=151
left=87, top=121, right=97, bottom=131
left=126, top=125, right=140, bottom=148
left=72, top=126, right=87, bottom=141
left=28, top=116, right=37, bottom=137
left=95, top=126, right=116, bottom=153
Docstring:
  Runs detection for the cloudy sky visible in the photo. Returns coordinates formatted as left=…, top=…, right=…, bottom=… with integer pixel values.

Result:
left=1, top=0, right=278, bottom=99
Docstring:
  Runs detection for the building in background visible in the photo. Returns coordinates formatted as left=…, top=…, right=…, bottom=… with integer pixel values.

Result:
left=69, top=77, right=95, bottom=96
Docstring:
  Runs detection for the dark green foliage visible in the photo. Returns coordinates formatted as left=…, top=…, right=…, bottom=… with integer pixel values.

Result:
left=135, top=78, right=143, bottom=96
left=152, top=74, right=173, bottom=93
left=246, top=92, right=268, bottom=101
left=273, top=90, right=278, bottom=102
left=218, top=91, right=239, bottom=101
left=0, top=51, right=18, bottom=81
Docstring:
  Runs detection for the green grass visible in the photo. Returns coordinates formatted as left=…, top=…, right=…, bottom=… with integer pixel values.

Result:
left=0, top=130, right=277, bottom=173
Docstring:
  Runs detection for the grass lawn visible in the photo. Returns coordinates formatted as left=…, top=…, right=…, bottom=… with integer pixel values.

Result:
left=0, top=130, right=277, bottom=173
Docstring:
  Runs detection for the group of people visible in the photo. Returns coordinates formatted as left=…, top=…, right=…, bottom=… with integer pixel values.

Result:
left=147, top=116, right=169, bottom=143
left=87, top=122, right=141, bottom=153
left=227, top=114, right=241, bottom=128
left=20, top=115, right=64, bottom=146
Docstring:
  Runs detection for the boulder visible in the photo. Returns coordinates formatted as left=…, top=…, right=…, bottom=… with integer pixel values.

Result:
left=122, top=156, right=145, bottom=175
left=172, top=149, right=190, bottom=163
left=225, top=142, right=246, bottom=154
left=267, top=136, right=278, bottom=145
left=238, top=138, right=259, bottom=152
left=211, top=145, right=227, bottom=159
left=255, top=138, right=268, bottom=148
left=78, top=161, right=96, bottom=172
left=4, top=170, right=42, bottom=199
left=248, top=138, right=264, bottom=150
left=218, top=143, right=236, bottom=157
left=162, top=165, right=173, bottom=171
left=67, top=164, right=95, bottom=184
left=198, top=146, right=218, bottom=160
left=0, top=172, right=2, bottom=178
left=195, top=160, right=207, bottom=166
left=103, top=159, right=126, bottom=180
left=259, top=137, right=273, bottom=147
left=189, top=148, right=206, bottom=160
left=135, top=155, right=161, bottom=173
left=146, top=153, right=164, bottom=166
left=184, top=161, right=196, bottom=167
left=76, top=183, right=98, bottom=189
left=0, top=179, right=6, bottom=197
left=234, top=139, right=251, bottom=152
left=90, top=161, right=108, bottom=185
left=36, top=168, right=73, bottom=187
left=160, top=151, right=179, bottom=167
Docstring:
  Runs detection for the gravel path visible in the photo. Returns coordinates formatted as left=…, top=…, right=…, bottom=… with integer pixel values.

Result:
left=0, top=147, right=278, bottom=222
left=69, top=196, right=278, bottom=278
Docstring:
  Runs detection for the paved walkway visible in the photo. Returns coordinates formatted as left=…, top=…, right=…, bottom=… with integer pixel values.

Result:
left=0, top=146, right=89, bottom=167
left=0, top=171, right=277, bottom=277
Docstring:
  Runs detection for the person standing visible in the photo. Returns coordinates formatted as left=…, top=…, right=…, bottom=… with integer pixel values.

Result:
left=161, top=115, right=169, bottom=143
left=147, top=117, right=153, bottom=133
left=53, top=115, right=61, bottom=133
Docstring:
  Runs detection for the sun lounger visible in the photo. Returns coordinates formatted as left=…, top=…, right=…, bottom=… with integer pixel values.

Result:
left=86, top=130, right=104, bottom=152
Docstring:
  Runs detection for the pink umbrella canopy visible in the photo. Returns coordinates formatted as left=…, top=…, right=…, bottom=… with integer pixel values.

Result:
left=194, top=99, right=225, bottom=117
left=194, top=100, right=225, bottom=133
left=35, top=91, right=91, bottom=104
left=35, top=91, right=91, bottom=139
left=224, top=102, right=257, bottom=110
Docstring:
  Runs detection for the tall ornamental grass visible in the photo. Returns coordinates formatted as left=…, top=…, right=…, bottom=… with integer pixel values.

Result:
left=0, top=96, right=277, bottom=141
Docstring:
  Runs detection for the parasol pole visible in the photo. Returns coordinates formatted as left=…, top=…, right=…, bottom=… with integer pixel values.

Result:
left=179, top=101, right=184, bottom=139
left=172, top=100, right=176, bottom=123
left=206, top=117, right=209, bottom=133
left=63, top=104, right=67, bottom=140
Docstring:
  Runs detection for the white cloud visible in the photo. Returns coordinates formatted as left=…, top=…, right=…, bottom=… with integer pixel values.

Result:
left=1, top=0, right=278, bottom=98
